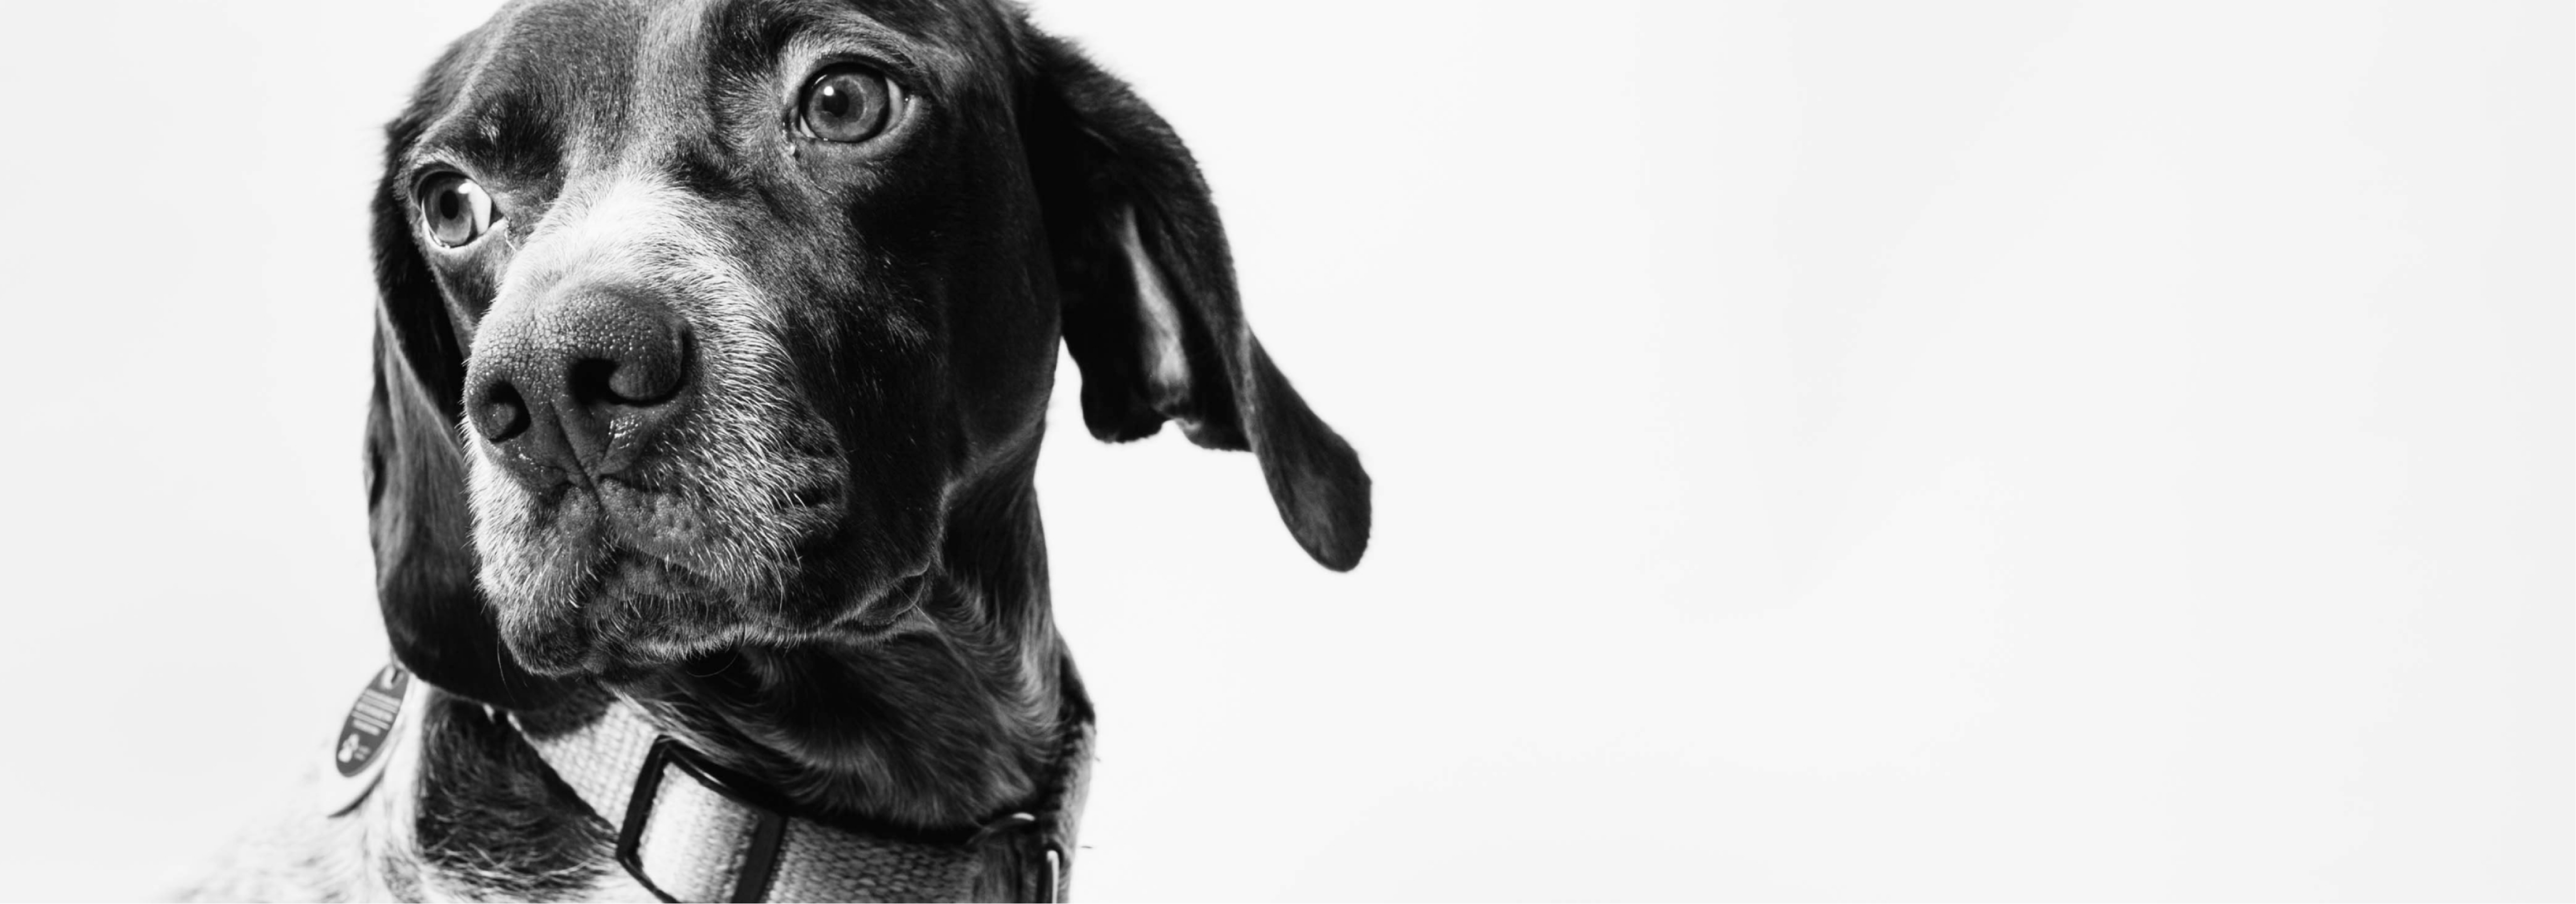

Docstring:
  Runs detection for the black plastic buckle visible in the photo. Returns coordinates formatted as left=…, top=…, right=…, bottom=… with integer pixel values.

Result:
left=615, top=737, right=791, bottom=903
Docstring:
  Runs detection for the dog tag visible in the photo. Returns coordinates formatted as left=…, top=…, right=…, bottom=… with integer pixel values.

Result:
left=320, top=661, right=417, bottom=817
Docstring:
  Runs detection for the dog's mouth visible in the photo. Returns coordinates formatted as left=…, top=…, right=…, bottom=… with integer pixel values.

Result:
left=477, top=463, right=859, bottom=675
left=590, top=473, right=845, bottom=558
left=498, top=548, right=736, bottom=674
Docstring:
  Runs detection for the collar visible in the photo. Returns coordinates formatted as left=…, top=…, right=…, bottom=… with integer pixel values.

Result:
left=511, top=693, right=1091, bottom=903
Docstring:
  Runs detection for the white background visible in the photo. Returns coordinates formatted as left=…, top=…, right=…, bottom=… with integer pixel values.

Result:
left=0, top=1, right=2566, bottom=900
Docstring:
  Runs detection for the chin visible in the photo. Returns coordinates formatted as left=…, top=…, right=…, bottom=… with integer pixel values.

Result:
left=467, top=440, right=914, bottom=676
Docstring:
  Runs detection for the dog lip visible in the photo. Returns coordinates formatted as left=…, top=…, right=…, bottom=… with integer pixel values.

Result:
left=592, top=477, right=709, bottom=557
left=500, top=552, right=727, bottom=675
left=596, top=549, right=716, bottom=599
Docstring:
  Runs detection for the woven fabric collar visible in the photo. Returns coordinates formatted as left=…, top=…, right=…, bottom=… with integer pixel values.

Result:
left=512, top=695, right=1089, bottom=902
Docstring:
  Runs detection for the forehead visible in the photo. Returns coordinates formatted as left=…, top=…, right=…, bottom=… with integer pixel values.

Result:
left=411, top=0, right=1010, bottom=168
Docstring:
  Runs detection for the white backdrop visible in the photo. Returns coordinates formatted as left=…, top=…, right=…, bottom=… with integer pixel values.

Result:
left=0, top=1, right=2566, bottom=900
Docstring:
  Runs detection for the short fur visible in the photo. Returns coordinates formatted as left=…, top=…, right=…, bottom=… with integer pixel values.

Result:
left=183, top=0, right=1367, bottom=899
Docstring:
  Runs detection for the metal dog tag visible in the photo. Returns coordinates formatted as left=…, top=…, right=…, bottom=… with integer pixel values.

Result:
left=320, top=661, right=417, bottom=817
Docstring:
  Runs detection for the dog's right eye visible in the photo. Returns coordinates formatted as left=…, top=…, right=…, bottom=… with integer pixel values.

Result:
left=418, top=174, right=497, bottom=248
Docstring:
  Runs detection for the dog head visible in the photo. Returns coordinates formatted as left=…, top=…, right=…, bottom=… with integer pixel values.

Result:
left=366, top=0, right=1370, bottom=706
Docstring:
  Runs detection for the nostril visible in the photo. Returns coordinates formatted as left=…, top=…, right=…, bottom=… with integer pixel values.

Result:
left=608, top=354, right=682, bottom=404
left=568, top=358, right=619, bottom=407
left=572, top=331, right=690, bottom=407
left=475, top=380, right=532, bottom=443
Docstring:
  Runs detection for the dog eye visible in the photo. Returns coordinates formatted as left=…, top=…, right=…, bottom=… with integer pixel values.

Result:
left=418, top=174, right=498, bottom=248
left=800, top=67, right=899, bottom=143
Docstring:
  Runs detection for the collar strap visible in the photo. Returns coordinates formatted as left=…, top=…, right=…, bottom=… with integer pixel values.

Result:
left=513, top=695, right=1086, bottom=902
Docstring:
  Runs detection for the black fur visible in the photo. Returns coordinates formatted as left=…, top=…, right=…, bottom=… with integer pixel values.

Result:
left=362, top=0, right=1369, bottom=883
left=1024, top=32, right=1373, bottom=569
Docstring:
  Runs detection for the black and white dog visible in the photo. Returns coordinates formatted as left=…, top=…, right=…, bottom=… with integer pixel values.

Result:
left=185, top=0, right=1367, bottom=899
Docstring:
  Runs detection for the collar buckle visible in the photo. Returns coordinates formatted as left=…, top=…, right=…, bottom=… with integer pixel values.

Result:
left=614, top=737, right=789, bottom=903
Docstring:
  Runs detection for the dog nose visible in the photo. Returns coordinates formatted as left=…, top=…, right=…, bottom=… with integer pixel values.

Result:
left=464, top=290, right=691, bottom=484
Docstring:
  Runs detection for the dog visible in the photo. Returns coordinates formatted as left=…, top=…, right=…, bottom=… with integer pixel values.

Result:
left=180, top=0, right=1368, bottom=899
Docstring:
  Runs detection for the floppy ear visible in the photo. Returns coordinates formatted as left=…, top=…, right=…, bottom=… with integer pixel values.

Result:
left=366, top=84, right=569, bottom=710
left=1021, top=31, right=1373, bottom=571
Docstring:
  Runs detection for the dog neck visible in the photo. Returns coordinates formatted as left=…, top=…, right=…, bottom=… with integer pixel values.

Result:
left=576, top=456, right=1082, bottom=831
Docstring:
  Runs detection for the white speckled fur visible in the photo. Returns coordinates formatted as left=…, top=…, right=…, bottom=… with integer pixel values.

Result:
left=467, top=169, right=832, bottom=658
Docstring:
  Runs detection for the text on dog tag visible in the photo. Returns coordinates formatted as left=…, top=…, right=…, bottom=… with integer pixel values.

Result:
left=335, top=663, right=410, bottom=777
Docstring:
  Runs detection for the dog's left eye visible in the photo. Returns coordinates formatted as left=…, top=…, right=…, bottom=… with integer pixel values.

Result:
left=800, top=67, right=900, bottom=143
left=418, top=174, right=498, bottom=248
